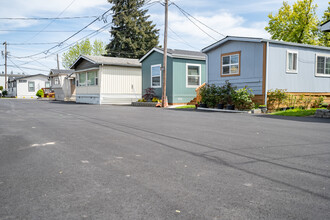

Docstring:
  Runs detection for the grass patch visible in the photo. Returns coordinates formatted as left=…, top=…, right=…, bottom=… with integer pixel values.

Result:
left=175, top=105, right=195, bottom=109
left=270, top=108, right=324, bottom=117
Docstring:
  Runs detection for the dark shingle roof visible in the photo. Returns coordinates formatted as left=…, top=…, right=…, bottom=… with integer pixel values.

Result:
left=50, top=69, right=74, bottom=75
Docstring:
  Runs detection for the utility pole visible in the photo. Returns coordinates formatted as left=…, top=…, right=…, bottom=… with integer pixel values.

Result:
left=161, top=0, right=168, bottom=107
left=3, top=42, right=8, bottom=90
left=57, top=54, right=60, bottom=70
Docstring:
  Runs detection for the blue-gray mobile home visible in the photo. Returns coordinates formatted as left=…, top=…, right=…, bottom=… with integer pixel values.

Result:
left=140, top=48, right=206, bottom=105
left=202, top=36, right=330, bottom=104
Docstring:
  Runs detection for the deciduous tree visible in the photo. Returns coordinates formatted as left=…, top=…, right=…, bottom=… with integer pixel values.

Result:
left=265, top=0, right=319, bottom=45
left=62, top=39, right=106, bottom=68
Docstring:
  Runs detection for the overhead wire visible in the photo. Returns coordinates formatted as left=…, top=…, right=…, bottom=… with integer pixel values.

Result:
left=24, top=0, right=77, bottom=43
left=170, top=1, right=225, bottom=41
left=0, top=15, right=98, bottom=20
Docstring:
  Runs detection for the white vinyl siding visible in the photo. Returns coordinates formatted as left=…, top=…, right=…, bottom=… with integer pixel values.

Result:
left=316, top=54, right=330, bottom=77
left=151, top=64, right=161, bottom=88
left=287, top=50, right=298, bottom=73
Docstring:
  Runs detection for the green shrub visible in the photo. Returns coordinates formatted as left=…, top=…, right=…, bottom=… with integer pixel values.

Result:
left=267, top=89, right=287, bottom=110
left=311, top=96, right=324, bottom=108
left=200, top=84, right=219, bottom=108
left=151, top=97, right=161, bottom=102
left=138, top=98, right=146, bottom=102
left=0, top=86, right=3, bottom=91
left=233, top=87, right=255, bottom=110
left=2, top=90, right=7, bottom=96
left=36, top=89, right=44, bottom=97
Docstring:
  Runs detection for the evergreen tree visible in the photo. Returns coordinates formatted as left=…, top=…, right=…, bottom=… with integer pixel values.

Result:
left=265, top=0, right=319, bottom=45
left=319, top=2, right=330, bottom=47
left=106, top=0, right=159, bottom=58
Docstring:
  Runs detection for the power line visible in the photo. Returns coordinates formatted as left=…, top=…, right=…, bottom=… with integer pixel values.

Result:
left=8, top=42, right=62, bottom=45
left=170, top=2, right=225, bottom=40
left=0, top=30, right=97, bottom=33
left=8, top=57, right=30, bottom=74
left=14, top=8, right=112, bottom=59
left=24, top=0, right=77, bottom=43
left=0, top=15, right=98, bottom=20
left=12, top=1, right=160, bottom=60
left=168, top=26, right=200, bottom=50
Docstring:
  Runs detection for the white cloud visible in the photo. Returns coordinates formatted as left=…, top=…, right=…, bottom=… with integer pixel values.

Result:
left=151, top=10, right=270, bottom=50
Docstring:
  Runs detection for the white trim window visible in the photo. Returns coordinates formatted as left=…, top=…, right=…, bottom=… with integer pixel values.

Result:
left=45, top=82, right=50, bottom=88
left=286, top=50, right=298, bottom=73
left=186, top=63, right=201, bottom=87
left=28, top=81, right=35, bottom=92
left=151, top=64, right=161, bottom=88
left=54, top=78, right=59, bottom=85
left=315, top=54, right=330, bottom=77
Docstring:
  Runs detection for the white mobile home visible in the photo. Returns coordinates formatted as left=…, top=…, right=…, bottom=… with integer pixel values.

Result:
left=7, top=74, right=49, bottom=98
left=49, top=69, right=75, bottom=101
left=70, top=55, right=142, bottom=104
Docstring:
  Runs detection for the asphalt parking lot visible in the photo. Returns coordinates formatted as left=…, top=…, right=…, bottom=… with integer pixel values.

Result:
left=0, top=99, right=329, bottom=220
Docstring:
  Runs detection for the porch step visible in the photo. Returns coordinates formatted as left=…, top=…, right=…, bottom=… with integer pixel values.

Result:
left=187, top=97, right=197, bottom=105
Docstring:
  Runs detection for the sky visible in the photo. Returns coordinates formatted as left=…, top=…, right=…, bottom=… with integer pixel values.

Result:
left=0, top=0, right=328, bottom=75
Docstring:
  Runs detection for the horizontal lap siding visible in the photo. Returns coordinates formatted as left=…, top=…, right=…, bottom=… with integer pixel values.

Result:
left=268, top=43, right=330, bottom=92
left=207, top=41, right=264, bottom=95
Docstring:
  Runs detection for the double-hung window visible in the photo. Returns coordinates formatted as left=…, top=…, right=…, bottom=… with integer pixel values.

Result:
left=78, top=73, right=86, bottom=86
left=28, top=81, right=35, bottom=92
left=221, top=52, right=240, bottom=76
left=54, top=78, right=59, bottom=85
left=186, top=64, right=201, bottom=87
left=151, top=64, right=161, bottom=88
left=287, top=51, right=298, bottom=73
left=316, top=54, right=330, bottom=77
left=45, top=82, right=50, bottom=88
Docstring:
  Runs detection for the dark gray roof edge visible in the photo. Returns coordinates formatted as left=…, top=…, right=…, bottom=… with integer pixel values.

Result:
left=202, top=36, right=330, bottom=53
left=320, top=19, right=330, bottom=26
left=139, top=47, right=206, bottom=62
left=8, top=74, right=48, bottom=81
left=70, top=55, right=141, bottom=69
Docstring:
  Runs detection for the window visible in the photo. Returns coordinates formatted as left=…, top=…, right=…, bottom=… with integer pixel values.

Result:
left=54, top=78, right=59, bottom=85
left=78, top=73, right=86, bottom=86
left=87, top=71, right=98, bottom=86
left=151, top=64, right=161, bottom=88
left=28, top=81, right=35, bottom=92
left=19, top=80, right=27, bottom=83
left=221, top=52, right=240, bottom=76
left=316, top=54, right=330, bottom=77
left=78, top=71, right=98, bottom=86
left=186, top=64, right=201, bottom=87
left=45, top=82, right=50, bottom=88
left=287, top=51, right=298, bottom=73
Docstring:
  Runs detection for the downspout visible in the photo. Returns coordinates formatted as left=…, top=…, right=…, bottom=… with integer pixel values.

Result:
left=99, top=63, right=103, bottom=105
left=205, top=54, right=209, bottom=83
left=265, top=41, right=269, bottom=106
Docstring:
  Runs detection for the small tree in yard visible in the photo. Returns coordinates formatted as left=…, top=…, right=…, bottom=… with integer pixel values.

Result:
left=142, top=87, right=156, bottom=101
left=0, top=86, right=3, bottom=91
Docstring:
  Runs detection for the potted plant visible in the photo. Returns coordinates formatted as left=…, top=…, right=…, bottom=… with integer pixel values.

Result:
left=217, top=86, right=225, bottom=109
left=259, top=105, right=267, bottom=113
